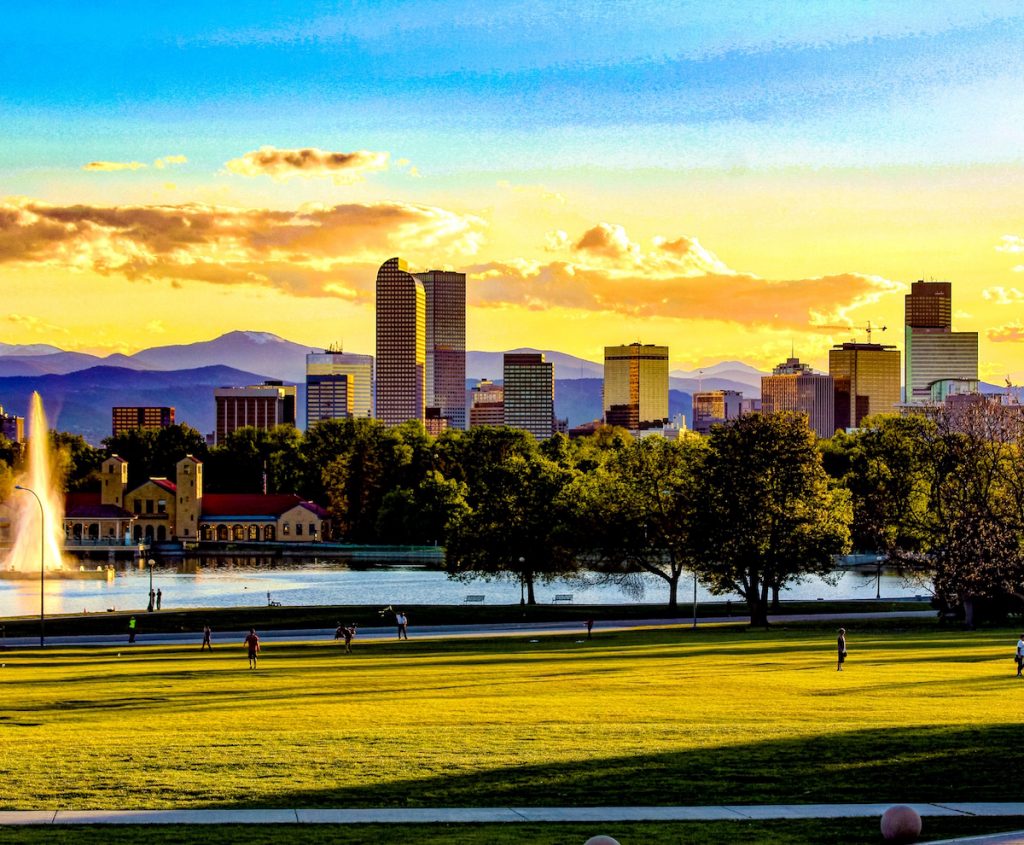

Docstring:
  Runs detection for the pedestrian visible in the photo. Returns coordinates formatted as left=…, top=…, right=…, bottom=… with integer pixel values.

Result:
left=156, top=589, right=162, bottom=611
left=128, top=615, right=137, bottom=643
left=201, top=624, right=212, bottom=651
left=837, top=628, right=847, bottom=671
left=341, top=624, right=356, bottom=654
left=244, top=628, right=260, bottom=669
left=1016, top=633, right=1023, bottom=678
left=585, top=619, right=594, bottom=640
left=396, top=610, right=408, bottom=640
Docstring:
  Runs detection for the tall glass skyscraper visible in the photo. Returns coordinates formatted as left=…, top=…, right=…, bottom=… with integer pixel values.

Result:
left=904, top=280, right=978, bottom=403
left=503, top=352, right=554, bottom=440
left=375, top=258, right=425, bottom=426
left=415, top=269, right=467, bottom=430
left=828, top=342, right=900, bottom=429
left=602, top=343, right=669, bottom=429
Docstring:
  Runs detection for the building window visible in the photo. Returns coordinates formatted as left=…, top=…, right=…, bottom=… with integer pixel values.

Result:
left=296, top=524, right=303, bottom=536
left=309, top=523, right=316, bottom=537
left=157, top=500, right=166, bottom=514
left=282, top=523, right=290, bottom=536
left=133, top=499, right=141, bottom=514
left=146, top=500, right=154, bottom=514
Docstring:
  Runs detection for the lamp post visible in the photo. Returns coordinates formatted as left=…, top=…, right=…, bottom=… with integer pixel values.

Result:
left=14, top=485, right=45, bottom=648
left=147, top=558, right=155, bottom=612
left=518, top=557, right=526, bottom=606
left=692, top=569, right=699, bottom=629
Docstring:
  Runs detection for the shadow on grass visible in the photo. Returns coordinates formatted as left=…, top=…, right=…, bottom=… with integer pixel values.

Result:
left=201, top=723, right=1020, bottom=810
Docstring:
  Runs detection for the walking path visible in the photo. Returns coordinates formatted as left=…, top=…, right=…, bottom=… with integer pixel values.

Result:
left=0, top=802, right=1022, bottom=826
left=0, top=610, right=936, bottom=649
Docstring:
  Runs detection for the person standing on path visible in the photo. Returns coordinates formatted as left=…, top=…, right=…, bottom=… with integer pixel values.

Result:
left=1016, top=633, right=1023, bottom=678
left=201, top=624, right=212, bottom=651
left=396, top=611, right=408, bottom=640
left=244, top=629, right=260, bottom=669
left=585, top=619, right=594, bottom=640
left=837, top=628, right=847, bottom=671
left=156, top=589, right=162, bottom=611
left=128, top=616, right=137, bottom=644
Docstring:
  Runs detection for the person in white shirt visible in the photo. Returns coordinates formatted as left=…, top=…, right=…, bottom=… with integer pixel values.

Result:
left=1016, top=634, right=1023, bottom=678
left=396, top=611, right=409, bottom=640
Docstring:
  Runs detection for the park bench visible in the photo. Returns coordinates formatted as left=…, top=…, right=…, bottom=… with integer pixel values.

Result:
left=463, top=594, right=485, bottom=603
left=552, top=594, right=574, bottom=604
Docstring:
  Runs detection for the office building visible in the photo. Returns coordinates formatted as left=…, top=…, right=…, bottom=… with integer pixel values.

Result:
left=760, top=358, right=835, bottom=438
left=503, top=353, right=554, bottom=440
left=214, top=381, right=296, bottom=444
left=306, top=350, right=374, bottom=425
left=469, top=379, right=505, bottom=428
left=375, top=257, right=426, bottom=426
left=904, top=280, right=978, bottom=403
left=0, top=407, right=25, bottom=443
left=828, top=342, right=900, bottom=429
left=111, top=406, right=175, bottom=437
left=692, top=390, right=743, bottom=434
left=603, top=343, right=669, bottom=428
left=415, top=269, right=467, bottom=430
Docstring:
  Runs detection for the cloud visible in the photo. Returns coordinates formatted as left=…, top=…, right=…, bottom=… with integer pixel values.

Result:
left=467, top=223, right=901, bottom=328
left=82, top=161, right=148, bottom=172
left=154, top=155, right=187, bottom=170
left=225, top=146, right=389, bottom=180
left=982, top=286, right=1024, bottom=304
left=145, top=320, right=167, bottom=333
left=7, top=314, right=69, bottom=334
left=544, top=229, right=570, bottom=252
left=996, top=235, right=1024, bottom=254
left=988, top=322, right=1024, bottom=343
left=0, top=198, right=485, bottom=300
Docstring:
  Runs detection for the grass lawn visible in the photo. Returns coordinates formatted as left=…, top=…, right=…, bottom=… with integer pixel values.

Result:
left=0, top=623, right=1021, bottom=814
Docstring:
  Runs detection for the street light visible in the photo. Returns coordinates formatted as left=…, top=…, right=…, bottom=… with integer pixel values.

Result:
left=692, top=569, right=698, bottom=629
left=147, top=558, right=155, bottom=612
left=14, top=485, right=45, bottom=648
left=518, top=557, right=526, bottom=606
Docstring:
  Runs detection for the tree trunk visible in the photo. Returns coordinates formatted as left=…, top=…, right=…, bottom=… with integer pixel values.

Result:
left=667, top=576, right=678, bottom=611
left=771, top=583, right=781, bottom=613
left=748, top=594, right=770, bottom=628
left=963, top=596, right=975, bottom=629
left=526, top=572, right=536, bottom=605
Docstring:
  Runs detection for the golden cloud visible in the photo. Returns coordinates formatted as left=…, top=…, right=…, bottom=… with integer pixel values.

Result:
left=467, top=224, right=901, bottom=328
left=0, top=198, right=485, bottom=299
left=225, top=146, right=390, bottom=180
left=988, top=322, right=1024, bottom=343
left=154, top=155, right=188, bottom=169
left=82, top=161, right=148, bottom=172
left=982, top=286, right=1024, bottom=305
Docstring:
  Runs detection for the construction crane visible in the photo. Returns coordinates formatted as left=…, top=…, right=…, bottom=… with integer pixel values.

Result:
left=814, top=321, right=888, bottom=343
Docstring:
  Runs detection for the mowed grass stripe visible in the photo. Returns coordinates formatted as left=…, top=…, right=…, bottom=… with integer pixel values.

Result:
left=0, top=627, right=1018, bottom=809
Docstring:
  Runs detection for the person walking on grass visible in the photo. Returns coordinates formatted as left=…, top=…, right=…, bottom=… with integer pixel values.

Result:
left=340, top=623, right=356, bottom=654
left=201, top=624, right=212, bottom=651
left=837, top=628, right=847, bottom=671
left=244, top=628, right=260, bottom=669
left=1016, top=633, right=1023, bottom=678
left=128, top=615, right=137, bottom=644
left=396, top=610, right=408, bottom=640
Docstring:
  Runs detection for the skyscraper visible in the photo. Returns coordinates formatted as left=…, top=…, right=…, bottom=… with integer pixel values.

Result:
left=111, top=406, right=175, bottom=437
left=761, top=357, right=835, bottom=438
left=603, top=343, right=669, bottom=428
left=469, top=379, right=504, bottom=428
left=904, top=280, right=978, bottom=403
left=214, top=381, right=296, bottom=444
left=828, top=342, right=900, bottom=429
left=415, top=269, right=467, bottom=430
left=692, top=390, right=743, bottom=434
left=503, top=353, right=554, bottom=440
left=375, top=257, right=426, bottom=426
left=305, top=350, right=374, bottom=425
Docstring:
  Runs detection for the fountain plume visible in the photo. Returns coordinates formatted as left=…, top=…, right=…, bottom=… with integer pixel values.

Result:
left=5, top=392, right=66, bottom=571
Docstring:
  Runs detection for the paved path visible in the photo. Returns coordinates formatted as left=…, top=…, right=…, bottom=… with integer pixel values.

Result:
left=0, top=802, right=1022, bottom=826
left=1, top=610, right=936, bottom=649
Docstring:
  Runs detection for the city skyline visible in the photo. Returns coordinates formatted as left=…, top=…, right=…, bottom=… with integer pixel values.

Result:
left=2, top=4, right=1024, bottom=382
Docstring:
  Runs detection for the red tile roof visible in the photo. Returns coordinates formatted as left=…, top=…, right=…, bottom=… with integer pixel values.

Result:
left=65, top=492, right=134, bottom=519
left=200, top=493, right=325, bottom=519
left=150, top=478, right=177, bottom=494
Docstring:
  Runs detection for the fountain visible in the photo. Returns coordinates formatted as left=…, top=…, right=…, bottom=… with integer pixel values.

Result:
left=4, top=392, right=67, bottom=573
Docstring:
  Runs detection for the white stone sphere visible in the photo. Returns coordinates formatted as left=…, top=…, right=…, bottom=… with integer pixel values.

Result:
left=881, top=805, right=922, bottom=843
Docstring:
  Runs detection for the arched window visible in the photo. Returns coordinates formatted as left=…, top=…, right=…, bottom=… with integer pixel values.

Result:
left=233, top=524, right=245, bottom=541
left=145, top=525, right=154, bottom=540
left=264, top=525, right=276, bottom=541
left=217, top=525, right=229, bottom=542
left=88, top=523, right=100, bottom=540
left=133, top=525, right=142, bottom=542
left=248, top=525, right=258, bottom=541
left=157, top=525, right=167, bottom=542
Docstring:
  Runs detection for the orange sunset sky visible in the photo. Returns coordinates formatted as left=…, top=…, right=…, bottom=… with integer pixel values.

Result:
left=1, top=2, right=1023, bottom=380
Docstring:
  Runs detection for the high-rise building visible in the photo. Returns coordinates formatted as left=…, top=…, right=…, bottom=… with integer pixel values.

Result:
left=469, top=379, right=504, bottom=428
left=305, top=351, right=374, bottom=426
left=415, top=270, right=467, bottom=430
left=828, top=342, right=900, bottom=429
left=0, top=406, right=25, bottom=443
left=760, top=358, right=835, bottom=438
left=603, top=343, right=669, bottom=428
left=375, top=257, right=426, bottom=426
left=214, top=381, right=296, bottom=444
left=111, top=406, right=175, bottom=437
left=692, top=390, right=743, bottom=434
left=904, top=280, right=978, bottom=403
left=503, top=353, right=554, bottom=440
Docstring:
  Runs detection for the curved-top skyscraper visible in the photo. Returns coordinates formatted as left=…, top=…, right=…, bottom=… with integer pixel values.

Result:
left=375, top=257, right=426, bottom=425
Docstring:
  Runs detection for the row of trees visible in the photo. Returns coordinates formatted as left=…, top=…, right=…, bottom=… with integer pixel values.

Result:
left=4, top=400, right=1022, bottom=624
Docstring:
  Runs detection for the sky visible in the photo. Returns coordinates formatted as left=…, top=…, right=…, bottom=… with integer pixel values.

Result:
left=2, top=1, right=1023, bottom=379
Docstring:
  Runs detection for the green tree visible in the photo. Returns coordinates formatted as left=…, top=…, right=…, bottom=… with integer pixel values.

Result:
left=51, top=432, right=104, bottom=492
left=699, top=412, right=852, bottom=627
left=569, top=435, right=707, bottom=609
left=445, top=428, right=579, bottom=603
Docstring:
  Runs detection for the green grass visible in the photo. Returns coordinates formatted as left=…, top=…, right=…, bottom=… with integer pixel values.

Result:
left=0, top=625, right=1021, bottom=812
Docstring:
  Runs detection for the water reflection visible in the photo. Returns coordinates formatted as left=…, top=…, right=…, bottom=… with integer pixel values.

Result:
left=0, top=554, right=933, bottom=618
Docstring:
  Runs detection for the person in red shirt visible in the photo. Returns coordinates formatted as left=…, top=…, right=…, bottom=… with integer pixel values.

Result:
left=244, top=629, right=260, bottom=669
